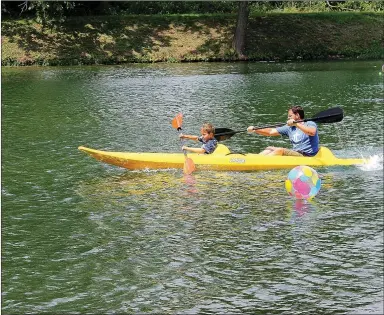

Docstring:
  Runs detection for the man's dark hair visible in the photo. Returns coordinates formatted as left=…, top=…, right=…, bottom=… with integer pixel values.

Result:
left=290, top=105, right=304, bottom=119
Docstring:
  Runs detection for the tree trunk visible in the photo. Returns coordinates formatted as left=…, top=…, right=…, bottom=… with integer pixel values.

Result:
left=232, top=1, right=250, bottom=60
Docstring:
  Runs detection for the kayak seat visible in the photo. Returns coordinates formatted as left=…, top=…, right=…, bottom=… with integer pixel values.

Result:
left=214, top=144, right=246, bottom=156
left=214, top=144, right=231, bottom=155
left=314, top=146, right=337, bottom=160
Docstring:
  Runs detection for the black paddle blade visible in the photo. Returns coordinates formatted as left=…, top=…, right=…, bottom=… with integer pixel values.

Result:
left=214, top=128, right=235, bottom=141
left=311, top=107, right=343, bottom=123
left=214, top=128, right=247, bottom=141
left=215, top=128, right=234, bottom=135
left=214, top=132, right=235, bottom=141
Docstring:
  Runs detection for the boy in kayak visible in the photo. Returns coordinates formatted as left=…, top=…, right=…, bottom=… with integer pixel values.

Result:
left=180, top=123, right=218, bottom=154
left=247, top=105, right=319, bottom=156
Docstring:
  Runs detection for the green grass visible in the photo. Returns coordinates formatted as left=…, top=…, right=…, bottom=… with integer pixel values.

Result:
left=1, top=12, right=383, bottom=66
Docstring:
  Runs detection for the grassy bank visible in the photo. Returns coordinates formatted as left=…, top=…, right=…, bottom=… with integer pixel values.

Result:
left=1, top=12, right=383, bottom=66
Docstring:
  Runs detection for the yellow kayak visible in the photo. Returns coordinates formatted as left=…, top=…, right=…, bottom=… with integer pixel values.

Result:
left=78, top=144, right=365, bottom=171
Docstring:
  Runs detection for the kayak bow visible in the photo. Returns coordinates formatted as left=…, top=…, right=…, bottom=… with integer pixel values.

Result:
left=78, top=144, right=365, bottom=171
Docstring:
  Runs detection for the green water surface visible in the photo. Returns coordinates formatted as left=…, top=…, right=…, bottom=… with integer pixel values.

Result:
left=2, top=60, right=383, bottom=314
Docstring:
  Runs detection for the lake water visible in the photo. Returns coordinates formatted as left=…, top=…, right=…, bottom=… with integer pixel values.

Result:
left=1, top=61, right=383, bottom=314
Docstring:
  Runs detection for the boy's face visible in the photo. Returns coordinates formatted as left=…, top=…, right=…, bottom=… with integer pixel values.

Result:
left=200, top=128, right=213, bottom=141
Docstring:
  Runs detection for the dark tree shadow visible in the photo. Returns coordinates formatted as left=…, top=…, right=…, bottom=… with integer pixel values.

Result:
left=1, top=14, right=237, bottom=65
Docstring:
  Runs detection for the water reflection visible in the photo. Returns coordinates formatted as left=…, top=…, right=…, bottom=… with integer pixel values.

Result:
left=287, top=199, right=317, bottom=220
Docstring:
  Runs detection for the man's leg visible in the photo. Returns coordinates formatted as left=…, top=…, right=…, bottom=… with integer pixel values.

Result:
left=259, top=146, right=276, bottom=155
left=260, top=146, right=284, bottom=156
left=282, top=148, right=304, bottom=156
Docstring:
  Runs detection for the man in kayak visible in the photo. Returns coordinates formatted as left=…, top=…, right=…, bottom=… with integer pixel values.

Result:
left=247, top=105, right=319, bottom=156
left=180, top=123, right=218, bottom=154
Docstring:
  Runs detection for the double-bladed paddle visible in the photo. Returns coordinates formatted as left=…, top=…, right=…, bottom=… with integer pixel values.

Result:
left=172, top=113, right=196, bottom=175
left=214, top=107, right=344, bottom=142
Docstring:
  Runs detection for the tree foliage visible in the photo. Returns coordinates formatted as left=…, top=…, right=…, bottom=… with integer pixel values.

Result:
left=1, top=1, right=382, bottom=34
left=2, top=1, right=383, bottom=21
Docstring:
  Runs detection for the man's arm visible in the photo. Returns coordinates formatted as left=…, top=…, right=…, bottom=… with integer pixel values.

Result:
left=247, top=126, right=280, bottom=136
left=288, top=120, right=316, bottom=136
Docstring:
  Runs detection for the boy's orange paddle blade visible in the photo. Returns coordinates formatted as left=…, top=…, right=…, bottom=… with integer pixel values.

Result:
left=183, top=157, right=196, bottom=175
left=172, top=113, right=183, bottom=129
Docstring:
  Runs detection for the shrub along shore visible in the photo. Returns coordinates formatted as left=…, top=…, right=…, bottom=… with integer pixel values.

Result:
left=1, top=12, right=383, bottom=66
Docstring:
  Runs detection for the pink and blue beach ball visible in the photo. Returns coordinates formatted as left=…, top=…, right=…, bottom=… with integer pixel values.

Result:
left=285, top=165, right=321, bottom=199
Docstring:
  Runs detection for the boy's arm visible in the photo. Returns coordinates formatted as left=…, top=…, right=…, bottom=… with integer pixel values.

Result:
left=182, top=146, right=205, bottom=154
left=179, top=134, right=199, bottom=141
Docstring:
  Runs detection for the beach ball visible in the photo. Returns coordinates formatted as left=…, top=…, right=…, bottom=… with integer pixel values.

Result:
left=285, top=165, right=321, bottom=200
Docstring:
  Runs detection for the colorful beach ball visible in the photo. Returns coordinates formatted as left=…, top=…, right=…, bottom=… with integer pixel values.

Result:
left=285, top=165, right=321, bottom=200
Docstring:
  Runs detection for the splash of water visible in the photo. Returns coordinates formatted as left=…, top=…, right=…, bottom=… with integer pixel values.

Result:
left=332, top=123, right=383, bottom=172
left=357, top=153, right=383, bottom=171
